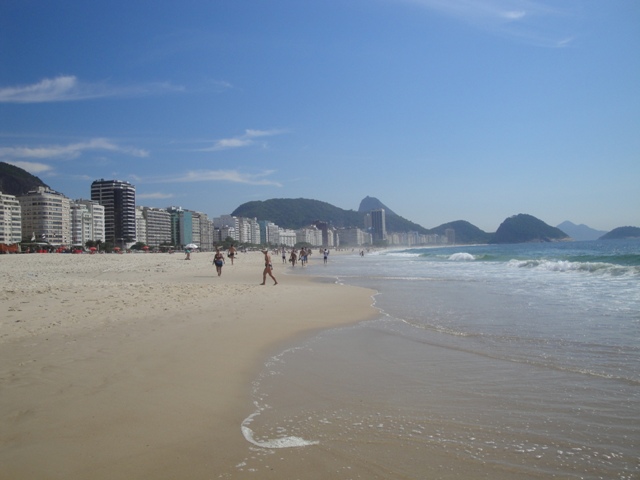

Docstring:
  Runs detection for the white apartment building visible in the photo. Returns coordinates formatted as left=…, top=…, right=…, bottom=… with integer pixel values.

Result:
left=278, top=228, right=297, bottom=247
left=296, top=225, right=322, bottom=246
left=193, top=211, right=214, bottom=250
left=138, top=207, right=172, bottom=247
left=0, top=192, right=22, bottom=244
left=135, top=207, right=147, bottom=244
left=18, top=187, right=71, bottom=246
left=237, top=217, right=261, bottom=245
left=71, top=202, right=93, bottom=246
left=214, top=215, right=239, bottom=242
left=191, top=211, right=202, bottom=246
left=259, top=221, right=280, bottom=246
left=71, top=199, right=105, bottom=246
left=337, top=227, right=370, bottom=247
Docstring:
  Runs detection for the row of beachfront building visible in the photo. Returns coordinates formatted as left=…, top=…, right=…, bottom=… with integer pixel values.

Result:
left=0, top=180, right=445, bottom=250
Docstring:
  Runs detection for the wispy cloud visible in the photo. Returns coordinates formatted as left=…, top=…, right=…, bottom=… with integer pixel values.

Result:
left=148, top=169, right=282, bottom=187
left=395, top=0, right=576, bottom=47
left=0, top=75, right=184, bottom=103
left=198, top=129, right=288, bottom=152
left=0, top=138, right=149, bottom=160
left=4, top=161, right=53, bottom=174
left=137, top=192, right=176, bottom=200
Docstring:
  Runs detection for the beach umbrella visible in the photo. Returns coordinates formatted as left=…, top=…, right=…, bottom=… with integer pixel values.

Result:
left=89, top=247, right=97, bottom=252
left=185, top=243, right=198, bottom=249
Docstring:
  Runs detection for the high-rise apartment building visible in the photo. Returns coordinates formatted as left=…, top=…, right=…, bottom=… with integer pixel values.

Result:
left=71, top=199, right=105, bottom=246
left=0, top=192, right=22, bottom=244
left=91, top=179, right=136, bottom=247
left=370, top=209, right=387, bottom=243
left=197, top=213, right=214, bottom=250
left=18, top=187, right=71, bottom=246
left=135, top=206, right=172, bottom=247
left=167, top=206, right=192, bottom=247
left=337, top=227, right=370, bottom=247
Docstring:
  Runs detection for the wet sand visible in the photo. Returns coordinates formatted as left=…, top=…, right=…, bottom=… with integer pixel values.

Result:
left=0, top=251, right=376, bottom=479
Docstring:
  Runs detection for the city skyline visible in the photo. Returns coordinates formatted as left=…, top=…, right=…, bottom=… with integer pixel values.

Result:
left=1, top=1, right=638, bottom=232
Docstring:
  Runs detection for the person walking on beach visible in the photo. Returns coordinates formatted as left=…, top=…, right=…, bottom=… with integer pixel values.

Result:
left=282, top=246, right=287, bottom=264
left=213, top=248, right=225, bottom=276
left=261, top=250, right=278, bottom=285
left=289, top=249, right=297, bottom=267
left=323, top=248, right=329, bottom=264
left=228, top=244, right=237, bottom=265
left=185, top=248, right=191, bottom=260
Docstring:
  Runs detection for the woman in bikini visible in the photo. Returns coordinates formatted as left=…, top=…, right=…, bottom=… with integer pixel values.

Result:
left=213, top=248, right=225, bottom=276
left=260, top=250, right=278, bottom=285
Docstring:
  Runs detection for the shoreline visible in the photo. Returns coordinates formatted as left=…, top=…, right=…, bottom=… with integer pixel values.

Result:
left=0, top=251, right=377, bottom=479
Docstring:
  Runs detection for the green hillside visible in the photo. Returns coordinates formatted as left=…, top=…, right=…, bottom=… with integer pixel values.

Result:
left=429, top=220, right=492, bottom=244
left=232, top=198, right=364, bottom=229
left=492, top=214, right=569, bottom=244
left=0, top=162, right=49, bottom=196
left=232, top=197, right=432, bottom=234
left=599, top=226, right=640, bottom=240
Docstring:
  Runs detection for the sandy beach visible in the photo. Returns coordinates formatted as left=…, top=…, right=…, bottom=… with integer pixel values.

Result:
left=0, top=250, right=376, bottom=479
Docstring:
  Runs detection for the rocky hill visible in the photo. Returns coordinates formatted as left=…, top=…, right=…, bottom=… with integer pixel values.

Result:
left=599, top=226, right=640, bottom=240
left=429, top=220, right=492, bottom=244
left=492, top=214, right=569, bottom=244
left=358, top=196, right=397, bottom=216
left=0, top=162, right=50, bottom=196
left=232, top=197, right=432, bottom=234
left=232, top=198, right=363, bottom=230
left=556, top=221, right=606, bottom=241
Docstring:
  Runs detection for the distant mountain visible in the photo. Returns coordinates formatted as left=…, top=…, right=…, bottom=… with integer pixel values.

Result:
left=492, top=214, right=569, bottom=244
left=358, top=196, right=397, bottom=216
left=233, top=197, right=431, bottom=234
left=556, top=221, right=606, bottom=241
left=357, top=196, right=428, bottom=234
left=0, top=162, right=50, bottom=196
left=599, top=226, right=640, bottom=240
left=232, top=198, right=363, bottom=230
left=429, top=220, right=492, bottom=245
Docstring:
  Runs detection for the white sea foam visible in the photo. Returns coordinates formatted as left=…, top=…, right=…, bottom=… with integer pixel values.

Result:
left=241, top=412, right=318, bottom=448
left=448, top=252, right=475, bottom=261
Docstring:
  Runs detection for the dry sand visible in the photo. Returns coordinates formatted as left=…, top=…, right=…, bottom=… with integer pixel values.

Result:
left=0, top=250, right=376, bottom=479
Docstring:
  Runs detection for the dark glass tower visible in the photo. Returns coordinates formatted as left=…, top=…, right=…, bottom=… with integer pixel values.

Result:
left=91, top=179, right=136, bottom=246
left=371, top=208, right=387, bottom=243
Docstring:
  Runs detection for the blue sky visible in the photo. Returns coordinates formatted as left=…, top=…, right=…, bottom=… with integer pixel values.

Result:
left=1, top=0, right=638, bottom=232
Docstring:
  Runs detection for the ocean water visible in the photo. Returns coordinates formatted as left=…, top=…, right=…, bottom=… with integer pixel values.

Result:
left=241, top=240, right=640, bottom=478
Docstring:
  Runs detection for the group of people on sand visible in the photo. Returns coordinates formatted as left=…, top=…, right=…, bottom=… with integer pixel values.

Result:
left=209, top=244, right=334, bottom=285
left=281, top=247, right=310, bottom=267
left=279, top=247, right=330, bottom=267
left=211, top=245, right=277, bottom=285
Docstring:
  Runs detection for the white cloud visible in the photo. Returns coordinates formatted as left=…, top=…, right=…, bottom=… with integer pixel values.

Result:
left=4, top=160, right=53, bottom=174
left=0, top=138, right=149, bottom=160
left=394, top=0, right=576, bottom=47
left=502, top=10, right=526, bottom=20
left=0, top=75, right=184, bottom=103
left=149, top=169, right=282, bottom=187
left=199, top=129, right=287, bottom=152
left=137, top=192, right=176, bottom=200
